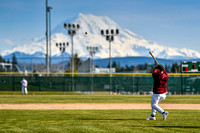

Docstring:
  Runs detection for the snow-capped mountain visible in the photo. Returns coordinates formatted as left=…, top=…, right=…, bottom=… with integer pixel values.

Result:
left=2, top=13, right=200, bottom=59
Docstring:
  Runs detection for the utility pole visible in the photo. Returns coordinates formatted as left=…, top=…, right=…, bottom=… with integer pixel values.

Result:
left=45, top=0, right=49, bottom=73
left=48, top=6, right=52, bottom=72
left=45, top=0, right=52, bottom=73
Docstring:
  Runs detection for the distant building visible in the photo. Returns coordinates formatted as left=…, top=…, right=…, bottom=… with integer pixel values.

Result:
left=94, top=67, right=115, bottom=73
left=77, top=58, right=93, bottom=73
left=77, top=58, right=115, bottom=73
left=0, top=63, right=20, bottom=72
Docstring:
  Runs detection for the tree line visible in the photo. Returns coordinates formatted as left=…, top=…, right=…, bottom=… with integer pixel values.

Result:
left=0, top=54, right=18, bottom=65
left=0, top=53, right=182, bottom=73
left=108, top=61, right=181, bottom=73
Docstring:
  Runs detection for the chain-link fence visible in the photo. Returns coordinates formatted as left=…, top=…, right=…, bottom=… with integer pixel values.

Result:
left=2, top=57, right=156, bottom=73
left=0, top=73, right=199, bottom=95
left=2, top=57, right=112, bottom=73
left=3, top=57, right=72, bottom=73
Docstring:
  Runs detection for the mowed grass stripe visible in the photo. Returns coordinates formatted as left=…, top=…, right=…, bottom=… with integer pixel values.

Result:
left=0, top=110, right=200, bottom=133
left=0, top=95, right=200, bottom=104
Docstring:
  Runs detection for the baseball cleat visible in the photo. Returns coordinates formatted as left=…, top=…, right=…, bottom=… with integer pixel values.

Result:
left=146, top=116, right=156, bottom=120
left=162, top=111, right=169, bottom=120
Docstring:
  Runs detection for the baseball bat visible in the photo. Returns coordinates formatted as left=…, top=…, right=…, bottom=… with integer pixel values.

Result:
left=149, top=51, right=159, bottom=65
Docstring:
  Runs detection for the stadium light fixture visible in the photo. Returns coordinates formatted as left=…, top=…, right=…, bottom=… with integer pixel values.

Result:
left=56, top=42, right=69, bottom=72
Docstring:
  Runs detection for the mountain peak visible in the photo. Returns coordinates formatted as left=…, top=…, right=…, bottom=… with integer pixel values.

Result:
left=2, top=13, right=200, bottom=59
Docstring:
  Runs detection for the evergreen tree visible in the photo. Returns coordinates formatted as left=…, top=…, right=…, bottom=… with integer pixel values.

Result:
left=111, top=61, right=118, bottom=72
left=171, top=62, right=180, bottom=73
left=67, top=53, right=82, bottom=72
left=116, top=62, right=121, bottom=72
left=0, top=55, right=6, bottom=63
left=117, top=62, right=120, bottom=69
left=165, top=64, right=171, bottom=73
left=134, top=65, right=138, bottom=71
left=112, top=61, right=117, bottom=69
left=6, top=60, right=10, bottom=63
left=0, top=55, right=3, bottom=63
left=125, top=65, right=129, bottom=71
left=107, top=63, right=110, bottom=68
left=118, top=67, right=125, bottom=72
left=74, top=53, right=82, bottom=70
left=144, top=63, right=148, bottom=70
left=12, top=53, right=17, bottom=65
left=130, top=65, right=134, bottom=71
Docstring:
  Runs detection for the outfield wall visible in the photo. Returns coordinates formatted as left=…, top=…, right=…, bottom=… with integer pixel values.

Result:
left=0, top=73, right=199, bottom=94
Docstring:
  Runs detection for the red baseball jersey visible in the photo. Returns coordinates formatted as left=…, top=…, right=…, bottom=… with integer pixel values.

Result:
left=152, top=68, right=168, bottom=94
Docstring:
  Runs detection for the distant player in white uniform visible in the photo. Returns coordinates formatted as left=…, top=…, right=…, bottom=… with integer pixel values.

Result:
left=21, top=78, right=28, bottom=95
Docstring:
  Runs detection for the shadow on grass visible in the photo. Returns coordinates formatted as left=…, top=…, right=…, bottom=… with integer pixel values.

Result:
left=131, top=126, right=200, bottom=129
left=154, top=126, right=200, bottom=129
left=79, top=118, right=144, bottom=121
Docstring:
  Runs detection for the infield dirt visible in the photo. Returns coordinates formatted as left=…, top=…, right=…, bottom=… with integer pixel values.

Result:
left=0, top=103, right=200, bottom=110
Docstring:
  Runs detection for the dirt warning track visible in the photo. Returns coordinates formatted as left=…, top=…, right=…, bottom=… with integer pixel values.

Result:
left=0, top=103, right=200, bottom=110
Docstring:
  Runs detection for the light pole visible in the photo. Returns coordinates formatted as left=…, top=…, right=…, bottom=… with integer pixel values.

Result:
left=64, top=23, right=80, bottom=92
left=86, top=46, right=98, bottom=94
left=56, top=42, right=69, bottom=72
left=86, top=46, right=98, bottom=73
left=101, top=29, right=119, bottom=94
left=45, top=0, right=52, bottom=73
left=101, top=29, right=119, bottom=73
left=45, top=0, right=49, bottom=73
left=47, top=6, right=52, bottom=72
left=64, top=23, right=80, bottom=73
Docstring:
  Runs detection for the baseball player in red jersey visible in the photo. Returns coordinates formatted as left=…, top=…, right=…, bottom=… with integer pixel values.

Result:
left=146, top=64, right=169, bottom=120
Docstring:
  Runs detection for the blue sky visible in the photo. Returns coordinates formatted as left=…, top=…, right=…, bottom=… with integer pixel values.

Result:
left=1, top=0, right=200, bottom=54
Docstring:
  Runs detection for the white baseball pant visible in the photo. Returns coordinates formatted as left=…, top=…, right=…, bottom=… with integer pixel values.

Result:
left=22, top=86, right=28, bottom=95
left=151, top=93, right=166, bottom=116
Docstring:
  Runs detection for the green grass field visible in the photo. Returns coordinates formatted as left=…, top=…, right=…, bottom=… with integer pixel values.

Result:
left=0, top=110, right=200, bottom=133
left=0, top=93, right=200, bottom=103
left=1, top=93, right=200, bottom=132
